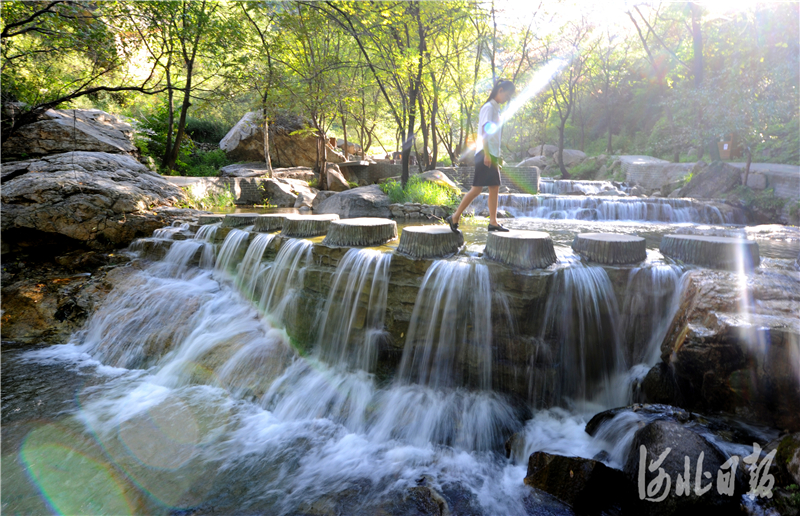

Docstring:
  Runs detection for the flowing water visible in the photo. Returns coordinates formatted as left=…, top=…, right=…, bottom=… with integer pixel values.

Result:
left=4, top=203, right=797, bottom=514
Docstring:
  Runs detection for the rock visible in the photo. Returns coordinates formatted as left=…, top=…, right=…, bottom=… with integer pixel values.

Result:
left=198, top=215, right=224, bottom=225
left=660, top=180, right=684, bottom=197
left=219, top=162, right=270, bottom=178
left=484, top=230, right=557, bottom=269
left=525, top=451, right=636, bottom=514
left=222, top=213, right=258, bottom=228
left=315, top=185, right=392, bottom=219
left=667, top=187, right=683, bottom=198
left=281, top=214, right=339, bottom=237
left=651, top=268, right=800, bottom=431
left=273, top=166, right=316, bottom=182
left=312, top=190, right=337, bottom=210
left=630, top=185, right=647, bottom=196
left=744, top=173, right=768, bottom=190
left=253, top=214, right=286, bottom=232
left=518, top=156, right=548, bottom=168
left=528, top=144, right=558, bottom=157
left=261, top=178, right=298, bottom=207
left=659, top=234, right=760, bottom=271
left=294, top=191, right=315, bottom=209
left=322, top=217, right=398, bottom=247
left=572, top=233, right=646, bottom=265
left=623, top=419, right=738, bottom=516
left=680, top=161, right=741, bottom=199
left=336, top=138, right=362, bottom=155
left=219, top=111, right=345, bottom=167
left=1, top=151, right=190, bottom=250
left=416, top=170, right=461, bottom=194
left=687, top=147, right=698, bottom=159
left=777, top=433, right=800, bottom=486
left=396, top=225, right=463, bottom=259
left=326, top=164, right=351, bottom=192
left=553, top=149, right=587, bottom=167
left=2, top=108, right=137, bottom=161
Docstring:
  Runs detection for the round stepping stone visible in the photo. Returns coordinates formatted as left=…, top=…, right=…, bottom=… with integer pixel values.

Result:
left=660, top=234, right=760, bottom=271
left=198, top=214, right=224, bottom=225
left=322, top=217, right=398, bottom=247
left=282, top=214, right=340, bottom=237
left=572, top=233, right=646, bottom=265
left=253, top=214, right=286, bottom=232
left=485, top=230, right=557, bottom=269
left=396, top=225, right=464, bottom=259
left=222, top=213, right=258, bottom=228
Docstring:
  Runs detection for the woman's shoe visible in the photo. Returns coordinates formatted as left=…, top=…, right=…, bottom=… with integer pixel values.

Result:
left=446, top=215, right=459, bottom=233
left=488, top=223, right=509, bottom=232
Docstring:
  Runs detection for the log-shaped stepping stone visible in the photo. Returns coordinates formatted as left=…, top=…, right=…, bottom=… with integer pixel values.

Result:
left=198, top=214, right=224, bottom=225
left=322, top=217, right=398, bottom=247
left=660, top=234, right=760, bottom=271
left=396, top=225, right=464, bottom=259
left=282, top=214, right=340, bottom=237
left=486, top=230, right=557, bottom=269
left=253, top=214, right=286, bottom=232
left=572, top=233, right=646, bottom=265
left=222, top=213, right=259, bottom=228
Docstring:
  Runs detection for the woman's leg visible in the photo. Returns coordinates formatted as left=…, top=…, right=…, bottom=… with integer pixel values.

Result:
left=452, top=186, right=483, bottom=224
left=487, top=185, right=500, bottom=225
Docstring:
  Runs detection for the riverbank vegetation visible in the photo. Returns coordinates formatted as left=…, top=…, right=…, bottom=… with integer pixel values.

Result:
left=2, top=1, right=798, bottom=183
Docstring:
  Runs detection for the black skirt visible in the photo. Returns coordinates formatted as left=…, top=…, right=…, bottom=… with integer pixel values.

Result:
left=473, top=150, right=501, bottom=187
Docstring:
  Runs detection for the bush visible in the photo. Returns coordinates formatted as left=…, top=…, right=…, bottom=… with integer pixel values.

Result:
left=726, top=186, right=787, bottom=214
left=176, top=185, right=236, bottom=210
left=379, top=175, right=461, bottom=207
left=568, top=160, right=601, bottom=180
left=184, top=116, right=231, bottom=144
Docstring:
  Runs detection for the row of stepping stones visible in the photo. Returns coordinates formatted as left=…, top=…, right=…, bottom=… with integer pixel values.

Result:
left=199, top=214, right=759, bottom=271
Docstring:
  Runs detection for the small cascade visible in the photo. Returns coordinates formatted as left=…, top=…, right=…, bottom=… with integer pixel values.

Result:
left=619, top=264, right=684, bottom=366
left=536, top=264, right=625, bottom=407
left=258, top=238, right=313, bottom=321
left=235, top=233, right=276, bottom=299
left=469, top=193, right=734, bottom=222
left=539, top=179, right=628, bottom=196
left=315, top=248, right=391, bottom=372
left=215, top=229, right=250, bottom=274
left=195, top=223, right=219, bottom=269
left=152, top=222, right=190, bottom=240
left=398, top=259, right=493, bottom=390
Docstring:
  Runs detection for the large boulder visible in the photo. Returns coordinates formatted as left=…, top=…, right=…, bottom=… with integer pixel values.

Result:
left=314, top=184, right=391, bottom=218
left=336, top=138, right=362, bottom=155
left=645, top=268, right=800, bottom=431
left=528, top=144, right=558, bottom=157
left=679, top=161, right=742, bottom=199
left=417, top=170, right=461, bottom=194
left=326, top=164, right=350, bottom=192
left=219, top=162, right=270, bottom=178
left=2, top=108, right=137, bottom=161
left=1, top=151, right=191, bottom=250
left=553, top=149, right=587, bottom=167
left=219, top=111, right=345, bottom=167
left=517, top=156, right=548, bottom=168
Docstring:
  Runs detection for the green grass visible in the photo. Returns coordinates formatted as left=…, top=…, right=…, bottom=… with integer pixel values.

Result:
left=176, top=185, right=236, bottom=210
left=379, top=175, right=461, bottom=207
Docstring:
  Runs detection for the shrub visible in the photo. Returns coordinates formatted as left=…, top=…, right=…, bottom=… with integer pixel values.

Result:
left=379, top=175, right=461, bottom=207
left=177, top=185, right=236, bottom=210
left=184, top=116, right=232, bottom=144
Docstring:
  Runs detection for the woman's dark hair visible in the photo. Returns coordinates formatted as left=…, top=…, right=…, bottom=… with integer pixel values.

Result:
left=486, top=79, right=515, bottom=104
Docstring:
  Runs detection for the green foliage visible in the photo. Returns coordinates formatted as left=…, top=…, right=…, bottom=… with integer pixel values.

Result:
left=176, top=185, right=236, bottom=210
left=379, top=176, right=461, bottom=207
left=726, top=186, right=787, bottom=214
left=568, top=160, right=601, bottom=180
left=184, top=117, right=231, bottom=144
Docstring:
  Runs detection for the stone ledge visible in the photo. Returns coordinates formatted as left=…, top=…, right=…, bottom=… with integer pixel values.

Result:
left=572, top=233, right=646, bottom=265
left=660, top=234, right=760, bottom=271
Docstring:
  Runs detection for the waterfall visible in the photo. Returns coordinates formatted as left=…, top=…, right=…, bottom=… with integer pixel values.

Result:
left=236, top=233, right=276, bottom=300
left=398, top=259, right=493, bottom=390
left=196, top=223, right=219, bottom=268
left=258, top=238, right=312, bottom=322
left=539, top=180, right=629, bottom=196
left=315, top=248, right=391, bottom=373
left=535, top=264, right=625, bottom=407
left=215, top=229, right=251, bottom=274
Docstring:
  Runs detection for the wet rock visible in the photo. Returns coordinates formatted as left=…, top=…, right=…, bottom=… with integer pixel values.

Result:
left=376, top=486, right=449, bottom=516
left=198, top=214, right=223, bottom=225
left=222, top=213, right=258, bottom=228
left=652, top=268, right=800, bottom=432
left=660, top=234, right=760, bottom=271
left=572, top=233, right=646, bottom=265
left=253, top=214, right=286, bottom=232
left=524, top=451, right=637, bottom=514
left=219, top=111, right=345, bottom=166
left=396, top=225, right=464, bottom=259
left=315, top=185, right=392, bottom=218
left=622, top=419, right=738, bottom=516
left=282, top=214, right=339, bottom=237
left=2, top=108, right=137, bottom=161
left=777, top=433, right=800, bottom=486
left=322, top=217, right=397, bottom=247
left=680, top=161, right=742, bottom=199
left=1, top=151, right=191, bottom=250
left=585, top=403, right=692, bottom=437
left=484, top=230, right=557, bottom=269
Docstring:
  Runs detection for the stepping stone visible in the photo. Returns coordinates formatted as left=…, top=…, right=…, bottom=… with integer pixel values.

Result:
left=222, top=213, right=259, bottom=228
left=660, top=234, right=760, bottom=271
left=198, top=214, right=224, bottom=225
left=396, top=225, right=464, bottom=259
left=282, top=214, right=340, bottom=237
left=322, top=217, right=398, bottom=247
left=485, top=230, right=557, bottom=269
left=572, top=233, right=646, bottom=265
left=253, top=214, right=286, bottom=232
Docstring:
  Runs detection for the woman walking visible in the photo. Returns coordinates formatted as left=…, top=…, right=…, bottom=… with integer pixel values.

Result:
left=447, top=79, right=515, bottom=233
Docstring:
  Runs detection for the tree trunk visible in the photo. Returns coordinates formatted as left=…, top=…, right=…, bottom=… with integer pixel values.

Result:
left=429, top=73, right=439, bottom=170
left=417, top=92, right=430, bottom=169
left=262, top=102, right=273, bottom=178
left=163, top=84, right=175, bottom=169
left=558, top=122, right=570, bottom=179
left=743, top=146, right=752, bottom=187
left=341, top=113, right=349, bottom=162
left=167, top=69, right=193, bottom=174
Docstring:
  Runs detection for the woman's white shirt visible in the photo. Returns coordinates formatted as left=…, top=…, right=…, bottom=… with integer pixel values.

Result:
left=478, top=99, right=501, bottom=157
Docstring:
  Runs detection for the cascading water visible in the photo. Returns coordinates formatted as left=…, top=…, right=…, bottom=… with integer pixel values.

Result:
left=539, top=179, right=629, bottom=196
left=235, top=233, right=276, bottom=299
left=257, top=238, right=312, bottom=322
left=215, top=228, right=250, bottom=274
left=196, top=222, right=219, bottom=269
left=314, top=248, right=391, bottom=372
